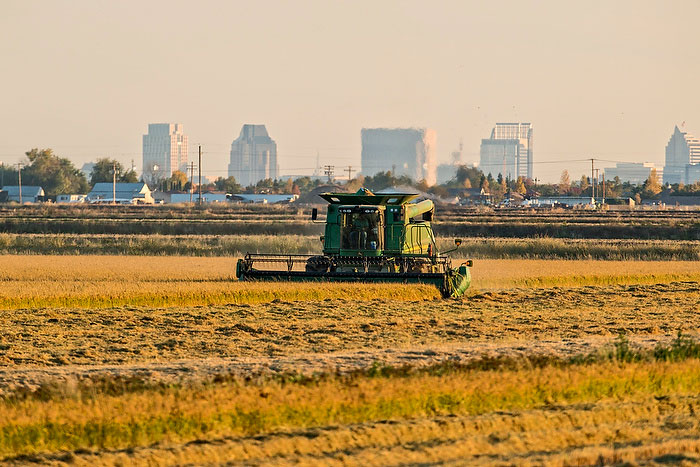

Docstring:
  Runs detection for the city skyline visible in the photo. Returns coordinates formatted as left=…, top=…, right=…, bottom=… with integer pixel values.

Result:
left=1, top=0, right=699, bottom=182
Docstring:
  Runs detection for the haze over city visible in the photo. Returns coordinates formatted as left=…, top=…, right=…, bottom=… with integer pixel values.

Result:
left=2, top=0, right=699, bottom=182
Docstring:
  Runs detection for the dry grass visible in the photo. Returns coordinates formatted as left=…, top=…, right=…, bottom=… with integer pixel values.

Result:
left=3, top=360, right=700, bottom=463
left=0, top=256, right=698, bottom=311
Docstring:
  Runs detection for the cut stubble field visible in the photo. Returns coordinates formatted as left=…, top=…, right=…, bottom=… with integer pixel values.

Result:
left=1, top=254, right=700, bottom=465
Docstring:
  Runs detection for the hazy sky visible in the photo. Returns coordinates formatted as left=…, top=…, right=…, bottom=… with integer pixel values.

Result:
left=2, top=0, right=699, bottom=182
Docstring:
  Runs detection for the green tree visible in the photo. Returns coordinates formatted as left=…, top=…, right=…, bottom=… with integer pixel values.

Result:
left=362, top=171, right=414, bottom=192
left=455, top=165, right=483, bottom=188
left=90, top=158, right=137, bottom=186
left=22, top=148, right=88, bottom=196
left=0, top=163, right=18, bottom=189
left=214, top=176, right=242, bottom=193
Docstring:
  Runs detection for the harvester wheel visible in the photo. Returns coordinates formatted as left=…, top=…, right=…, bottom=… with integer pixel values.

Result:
left=305, top=256, right=330, bottom=273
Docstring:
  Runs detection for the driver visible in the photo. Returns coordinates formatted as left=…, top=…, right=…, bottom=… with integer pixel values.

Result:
left=351, top=213, right=369, bottom=248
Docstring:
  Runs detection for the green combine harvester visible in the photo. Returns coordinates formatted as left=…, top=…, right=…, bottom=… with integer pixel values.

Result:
left=236, top=188, right=472, bottom=298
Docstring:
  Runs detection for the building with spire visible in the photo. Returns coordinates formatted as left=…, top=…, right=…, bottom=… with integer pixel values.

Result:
left=142, top=123, right=188, bottom=182
left=228, top=124, right=278, bottom=187
left=663, top=125, right=700, bottom=185
left=479, top=123, right=533, bottom=180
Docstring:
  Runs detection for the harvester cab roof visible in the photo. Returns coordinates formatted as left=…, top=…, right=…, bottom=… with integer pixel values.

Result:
left=236, top=187, right=472, bottom=298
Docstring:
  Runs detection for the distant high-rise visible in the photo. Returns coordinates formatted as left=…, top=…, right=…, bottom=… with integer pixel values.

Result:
left=479, top=123, right=533, bottom=180
left=663, top=125, right=700, bottom=185
left=142, top=123, right=188, bottom=182
left=228, top=124, right=278, bottom=187
left=605, top=162, right=663, bottom=185
left=361, top=128, right=437, bottom=186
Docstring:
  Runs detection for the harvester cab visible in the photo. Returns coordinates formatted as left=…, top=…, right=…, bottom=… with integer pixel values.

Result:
left=236, top=188, right=472, bottom=298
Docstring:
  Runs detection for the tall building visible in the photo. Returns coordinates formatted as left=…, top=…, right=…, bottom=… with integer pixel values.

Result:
left=142, top=123, right=188, bottom=182
left=228, top=124, right=278, bottom=187
left=605, top=162, right=663, bottom=185
left=663, top=125, right=700, bottom=184
left=361, top=128, right=437, bottom=186
left=479, top=123, right=533, bottom=180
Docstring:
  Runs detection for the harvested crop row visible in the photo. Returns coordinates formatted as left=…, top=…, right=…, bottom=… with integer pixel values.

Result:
left=1, top=281, right=698, bottom=367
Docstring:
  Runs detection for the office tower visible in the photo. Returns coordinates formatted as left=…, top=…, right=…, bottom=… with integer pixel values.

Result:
left=228, top=124, right=278, bottom=187
left=604, top=162, right=663, bottom=185
left=142, top=123, right=188, bottom=181
left=479, top=123, right=533, bottom=180
left=663, top=125, right=700, bottom=184
left=361, top=128, right=437, bottom=186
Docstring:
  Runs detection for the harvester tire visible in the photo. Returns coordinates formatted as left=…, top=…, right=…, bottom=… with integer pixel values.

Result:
left=305, top=256, right=330, bottom=273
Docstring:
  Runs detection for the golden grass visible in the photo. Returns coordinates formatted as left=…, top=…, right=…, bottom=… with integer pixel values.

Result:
left=0, top=255, right=698, bottom=310
left=3, top=360, right=700, bottom=461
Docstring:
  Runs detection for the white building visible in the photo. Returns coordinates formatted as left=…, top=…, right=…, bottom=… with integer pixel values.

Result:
left=361, top=128, right=437, bottom=186
left=604, top=162, right=663, bottom=185
left=663, top=125, right=700, bottom=184
left=480, top=123, right=533, bottom=180
left=0, top=186, right=44, bottom=203
left=142, top=123, right=188, bottom=182
left=228, top=124, right=278, bottom=187
left=87, top=182, right=154, bottom=204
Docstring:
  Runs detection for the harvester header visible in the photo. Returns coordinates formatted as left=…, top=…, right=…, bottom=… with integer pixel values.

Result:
left=236, top=188, right=472, bottom=298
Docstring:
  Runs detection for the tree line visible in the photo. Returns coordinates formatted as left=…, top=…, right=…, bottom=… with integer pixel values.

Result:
left=1, top=148, right=697, bottom=200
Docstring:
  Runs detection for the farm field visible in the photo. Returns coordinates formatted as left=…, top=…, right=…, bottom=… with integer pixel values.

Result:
left=1, top=233, right=699, bottom=260
left=1, top=204, right=700, bottom=239
left=1, top=254, right=700, bottom=464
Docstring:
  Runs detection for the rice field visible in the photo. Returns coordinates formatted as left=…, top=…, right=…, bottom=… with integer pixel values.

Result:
left=1, top=233, right=699, bottom=260
left=1, top=254, right=700, bottom=464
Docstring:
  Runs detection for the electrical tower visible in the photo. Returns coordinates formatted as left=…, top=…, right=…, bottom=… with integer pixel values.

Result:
left=323, top=165, right=334, bottom=183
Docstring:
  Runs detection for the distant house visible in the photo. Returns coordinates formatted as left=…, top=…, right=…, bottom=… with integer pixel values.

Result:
left=87, top=182, right=154, bottom=204
left=0, top=186, right=45, bottom=203
left=56, top=194, right=87, bottom=204
left=154, top=192, right=231, bottom=204
left=227, top=193, right=299, bottom=204
left=459, top=187, right=492, bottom=205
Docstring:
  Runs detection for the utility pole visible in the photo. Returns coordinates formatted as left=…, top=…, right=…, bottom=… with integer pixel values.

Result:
left=16, top=163, right=23, bottom=204
left=323, top=165, right=334, bottom=183
left=112, top=161, right=117, bottom=205
left=594, top=169, right=600, bottom=204
left=590, top=158, right=595, bottom=201
left=1, top=162, right=4, bottom=188
left=198, top=145, right=202, bottom=205
left=188, top=161, right=195, bottom=203
left=345, top=166, right=354, bottom=181
left=602, top=173, right=606, bottom=203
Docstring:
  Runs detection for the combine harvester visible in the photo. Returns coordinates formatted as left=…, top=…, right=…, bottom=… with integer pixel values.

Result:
left=236, top=188, right=472, bottom=298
